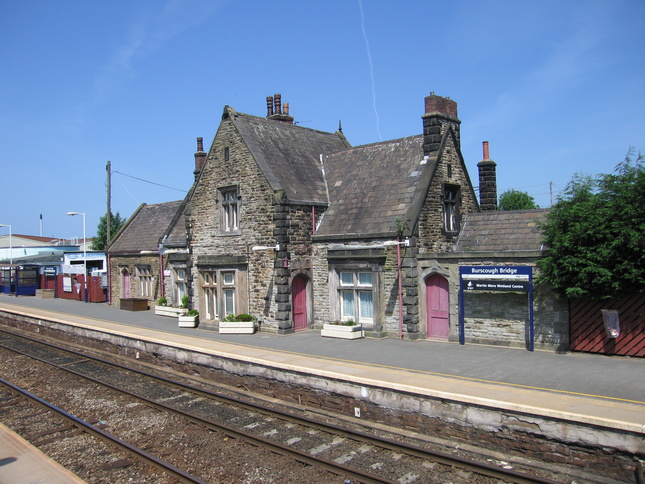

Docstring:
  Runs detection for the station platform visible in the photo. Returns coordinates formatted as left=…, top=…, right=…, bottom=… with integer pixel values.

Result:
left=1, top=294, right=643, bottom=434
left=0, top=422, right=85, bottom=484
left=1, top=295, right=644, bottom=482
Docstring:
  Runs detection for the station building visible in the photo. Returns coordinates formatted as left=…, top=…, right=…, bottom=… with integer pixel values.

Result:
left=107, top=92, right=567, bottom=350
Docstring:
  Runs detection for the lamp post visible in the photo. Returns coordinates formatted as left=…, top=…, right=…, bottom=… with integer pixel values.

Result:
left=0, top=224, right=11, bottom=265
left=67, top=212, right=87, bottom=302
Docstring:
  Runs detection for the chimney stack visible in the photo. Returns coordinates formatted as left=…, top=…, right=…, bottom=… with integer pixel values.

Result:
left=477, top=141, right=498, bottom=211
left=266, top=93, right=294, bottom=124
left=422, top=92, right=461, bottom=155
left=193, top=137, right=207, bottom=181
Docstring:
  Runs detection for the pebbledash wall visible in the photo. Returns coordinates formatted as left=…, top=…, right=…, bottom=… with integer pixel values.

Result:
left=418, top=253, right=569, bottom=351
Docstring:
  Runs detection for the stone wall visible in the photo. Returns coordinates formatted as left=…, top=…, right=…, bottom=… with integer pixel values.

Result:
left=108, top=254, right=161, bottom=307
left=186, top=114, right=323, bottom=333
left=187, top=115, right=277, bottom=323
left=417, top=255, right=569, bottom=351
left=5, top=311, right=635, bottom=483
left=417, top=134, right=478, bottom=253
left=310, top=239, right=413, bottom=337
left=464, top=292, right=531, bottom=345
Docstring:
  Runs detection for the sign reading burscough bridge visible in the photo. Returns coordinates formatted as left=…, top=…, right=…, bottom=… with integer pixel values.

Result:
left=461, top=265, right=531, bottom=292
left=458, top=266, right=535, bottom=351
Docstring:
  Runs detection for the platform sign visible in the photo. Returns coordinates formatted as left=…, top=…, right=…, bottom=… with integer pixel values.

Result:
left=460, top=265, right=532, bottom=280
left=459, top=266, right=534, bottom=351
left=464, top=280, right=530, bottom=292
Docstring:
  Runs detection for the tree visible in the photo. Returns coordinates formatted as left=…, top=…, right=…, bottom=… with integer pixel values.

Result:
left=498, top=189, right=538, bottom=210
left=91, top=212, right=126, bottom=251
left=536, top=149, right=645, bottom=299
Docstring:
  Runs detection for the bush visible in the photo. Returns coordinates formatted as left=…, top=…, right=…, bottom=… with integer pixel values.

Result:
left=331, top=320, right=357, bottom=326
left=186, top=309, right=199, bottom=317
left=224, top=313, right=255, bottom=322
left=181, top=295, right=189, bottom=308
left=537, top=149, right=644, bottom=298
left=157, top=297, right=167, bottom=306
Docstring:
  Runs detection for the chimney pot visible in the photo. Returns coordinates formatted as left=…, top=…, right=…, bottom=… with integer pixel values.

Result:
left=477, top=141, right=497, bottom=211
left=194, top=136, right=207, bottom=180
left=422, top=92, right=461, bottom=154
left=283, top=102, right=289, bottom=115
left=266, top=96, right=274, bottom=117
left=274, top=93, right=282, bottom=115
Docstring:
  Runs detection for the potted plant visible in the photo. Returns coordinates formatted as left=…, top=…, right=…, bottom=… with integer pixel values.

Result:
left=321, top=320, right=364, bottom=339
left=219, top=313, right=256, bottom=334
left=155, top=296, right=188, bottom=317
left=178, top=309, right=199, bottom=328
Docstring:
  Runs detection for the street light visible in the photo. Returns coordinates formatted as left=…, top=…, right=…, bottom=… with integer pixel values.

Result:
left=0, top=224, right=11, bottom=265
left=67, top=212, right=87, bottom=302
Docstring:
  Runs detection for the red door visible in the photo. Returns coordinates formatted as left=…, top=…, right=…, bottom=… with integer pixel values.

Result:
left=426, top=274, right=449, bottom=339
left=292, top=275, right=308, bottom=330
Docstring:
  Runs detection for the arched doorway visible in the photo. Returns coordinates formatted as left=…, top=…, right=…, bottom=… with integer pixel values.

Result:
left=291, top=275, right=308, bottom=331
left=121, top=268, right=131, bottom=299
left=426, top=274, right=449, bottom=340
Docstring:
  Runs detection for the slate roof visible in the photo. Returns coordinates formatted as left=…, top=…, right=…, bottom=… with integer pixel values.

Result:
left=316, top=135, right=435, bottom=237
left=1, top=253, right=65, bottom=265
left=231, top=110, right=350, bottom=203
left=108, top=201, right=185, bottom=253
left=453, top=209, right=548, bottom=252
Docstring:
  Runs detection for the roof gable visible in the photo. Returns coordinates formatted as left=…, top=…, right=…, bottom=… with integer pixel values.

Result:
left=231, top=110, right=349, bottom=203
left=316, top=135, right=435, bottom=236
left=108, top=200, right=185, bottom=253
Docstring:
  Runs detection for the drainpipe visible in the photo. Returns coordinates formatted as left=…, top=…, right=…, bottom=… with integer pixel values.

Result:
left=107, top=254, right=111, bottom=305
left=311, top=206, right=316, bottom=235
left=397, top=239, right=403, bottom=340
left=159, top=253, right=165, bottom=299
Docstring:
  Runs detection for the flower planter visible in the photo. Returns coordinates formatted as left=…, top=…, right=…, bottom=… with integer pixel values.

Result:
left=178, top=315, right=198, bottom=328
left=155, top=306, right=188, bottom=317
left=321, top=323, right=364, bottom=339
left=219, top=321, right=256, bottom=334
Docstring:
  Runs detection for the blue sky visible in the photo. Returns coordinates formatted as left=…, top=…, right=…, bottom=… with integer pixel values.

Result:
left=1, top=0, right=643, bottom=239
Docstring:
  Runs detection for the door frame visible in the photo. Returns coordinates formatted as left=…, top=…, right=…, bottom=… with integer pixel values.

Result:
left=290, top=272, right=312, bottom=330
left=121, top=267, right=131, bottom=299
left=419, top=268, right=452, bottom=340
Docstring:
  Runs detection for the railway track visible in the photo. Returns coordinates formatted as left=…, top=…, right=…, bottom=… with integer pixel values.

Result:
left=0, top=327, right=560, bottom=483
left=0, top=378, right=207, bottom=483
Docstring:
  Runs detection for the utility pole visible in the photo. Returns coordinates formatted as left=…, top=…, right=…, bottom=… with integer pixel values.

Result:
left=107, top=161, right=111, bottom=246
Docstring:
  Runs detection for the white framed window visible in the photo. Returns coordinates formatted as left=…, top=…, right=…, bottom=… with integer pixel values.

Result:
left=199, top=269, right=238, bottom=320
left=175, top=269, right=187, bottom=305
left=338, top=271, right=373, bottom=323
left=136, top=265, right=153, bottom=297
left=222, top=271, right=235, bottom=316
left=201, top=271, right=217, bottom=320
left=220, top=187, right=239, bottom=233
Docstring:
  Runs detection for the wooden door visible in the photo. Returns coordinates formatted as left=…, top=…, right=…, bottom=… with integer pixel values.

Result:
left=292, top=275, right=308, bottom=331
left=426, top=274, right=449, bottom=340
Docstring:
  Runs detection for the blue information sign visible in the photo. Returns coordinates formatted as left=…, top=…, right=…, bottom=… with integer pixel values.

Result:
left=458, top=266, right=534, bottom=351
